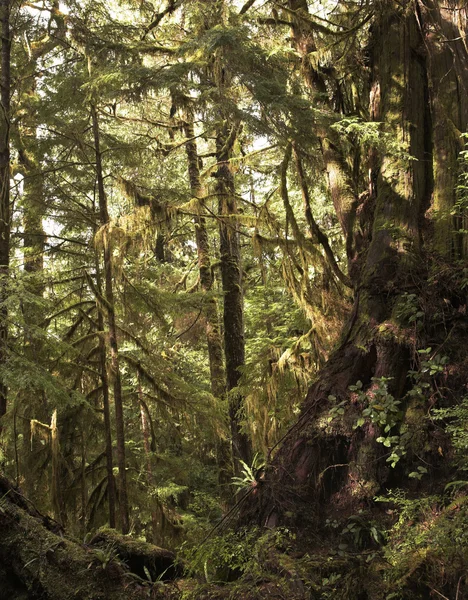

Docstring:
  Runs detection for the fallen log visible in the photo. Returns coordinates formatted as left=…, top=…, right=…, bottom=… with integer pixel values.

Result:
left=0, top=475, right=179, bottom=600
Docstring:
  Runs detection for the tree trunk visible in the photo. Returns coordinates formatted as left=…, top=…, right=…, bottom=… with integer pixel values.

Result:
left=419, top=0, right=468, bottom=257
left=252, top=0, right=466, bottom=527
left=137, top=369, right=159, bottom=543
left=0, top=0, right=11, bottom=427
left=288, top=0, right=361, bottom=274
left=91, top=104, right=130, bottom=534
left=183, top=115, right=233, bottom=483
left=216, top=121, right=252, bottom=469
left=94, top=252, right=117, bottom=529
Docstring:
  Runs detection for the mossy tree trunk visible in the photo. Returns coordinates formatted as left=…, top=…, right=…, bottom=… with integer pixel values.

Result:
left=253, top=0, right=468, bottom=526
left=184, top=115, right=233, bottom=483
left=288, top=0, right=362, bottom=275
left=94, top=251, right=117, bottom=529
left=216, top=121, right=252, bottom=471
left=208, top=0, right=253, bottom=471
left=0, top=475, right=176, bottom=600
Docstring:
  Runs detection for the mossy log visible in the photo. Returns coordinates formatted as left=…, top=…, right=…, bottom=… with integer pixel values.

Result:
left=0, top=475, right=178, bottom=600
left=89, top=527, right=180, bottom=581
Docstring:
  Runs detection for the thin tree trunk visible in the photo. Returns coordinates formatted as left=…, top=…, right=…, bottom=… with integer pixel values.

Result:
left=91, top=104, right=129, bottom=534
left=183, top=116, right=233, bottom=482
left=183, top=118, right=226, bottom=400
left=94, top=252, right=117, bottom=529
left=216, top=122, right=252, bottom=469
left=0, top=0, right=10, bottom=426
left=288, top=0, right=361, bottom=273
left=137, top=370, right=159, bottom=543
left=293, top=144, right=352, bottom=288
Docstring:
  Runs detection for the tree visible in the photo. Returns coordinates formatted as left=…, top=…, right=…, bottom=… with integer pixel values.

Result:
left=91, top=102, right=130, bottom=533
left=0, top=0, right=11, bottom=427
left=251, top=0, right=468, bottom=533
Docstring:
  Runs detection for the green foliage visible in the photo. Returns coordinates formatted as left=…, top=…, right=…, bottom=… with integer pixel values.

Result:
left=375, top=490, right=468, bottom=596
left=183, top=527, right=261, bottom=583
left=231, top=453, right=265, bottom=492
left=350, top=377, right=408, bottom=467
left=340, top=512, right=386, bottom=549
left=394, top=292, right=425, bottom=328
left=433, top=396, right=468, bottom=470
left=88, top=543, right=120, bottom=571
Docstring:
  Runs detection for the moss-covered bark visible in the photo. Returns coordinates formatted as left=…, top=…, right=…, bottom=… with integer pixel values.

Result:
left=216, top=121, right=252, bottom=469
left=248, top=0, right=467, bottom=532
left=0, top=475, right=179, bottom=600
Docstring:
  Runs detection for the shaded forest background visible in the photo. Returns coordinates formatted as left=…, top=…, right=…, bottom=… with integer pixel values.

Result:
left=0, top=0, right=468, bottom=598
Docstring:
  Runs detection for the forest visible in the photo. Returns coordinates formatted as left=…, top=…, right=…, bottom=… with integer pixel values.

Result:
left=0, top=0, right=467, bottom=598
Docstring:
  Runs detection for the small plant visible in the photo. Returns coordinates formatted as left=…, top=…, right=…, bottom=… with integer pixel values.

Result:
left=232, top=453, right=265, bottom=492
left=340, top=513, right=386, bottom=549
left=351, top=377, right=408, bottom=467
left=408, top=465, right=428, bottom=480
left=125, top=565, right=170, bottom=597
left=88, top=543, right=120, bottom=571
left=394, top=292, right=425, bottom=327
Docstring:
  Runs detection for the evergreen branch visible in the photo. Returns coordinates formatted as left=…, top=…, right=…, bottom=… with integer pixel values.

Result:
left=44, top=300, right=96, bottom=326
left=120, top=354, right=180, bottom=406
left=70, top=332, right=102, bottom=347
left=84, top=271, right=112, bottom=313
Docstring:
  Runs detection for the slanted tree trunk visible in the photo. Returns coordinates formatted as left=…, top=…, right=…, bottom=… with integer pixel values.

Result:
left=288, top=0, right=362, bottom=274
left=252, top=0, right=467, bottom=527
left=0, top=0, right=11, bottom=427
left=91, top=104, right=130, bottom=534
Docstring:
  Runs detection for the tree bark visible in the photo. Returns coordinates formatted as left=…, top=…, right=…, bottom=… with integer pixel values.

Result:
left=183, top=116, right=233, bottom=483
left=251, top=0, right=464, bottom=527
left=184, top=118, right=226, bottom=400
left=91, top=105, right=130, bottom=534
left=94, top=252, right=117, bottom=529
left=288, top=0, right=361, bottom=274
left=418, top=0, right=468, bottom=258
left=216, top=122, right=252, bottom=469
left=0, top=0, right=10, bottom=426
left=0, top=475, right=176, bottom=600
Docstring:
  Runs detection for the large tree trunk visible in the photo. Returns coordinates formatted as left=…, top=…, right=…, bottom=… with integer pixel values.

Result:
left=251, top=0, right=467, bottom=527
left=419, top=0, right=468, bottom=257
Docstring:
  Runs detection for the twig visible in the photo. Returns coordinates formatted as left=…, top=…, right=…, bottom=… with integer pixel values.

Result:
left=197, top=487, right=256, bottom=548
left=431, top=589, right=449, bottom=600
